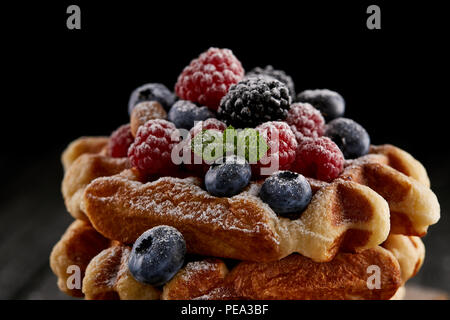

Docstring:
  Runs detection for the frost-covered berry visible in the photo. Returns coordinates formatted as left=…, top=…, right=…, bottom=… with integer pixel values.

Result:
left=128, top=119, right=180, bottom=175
left=325, top=118, right=370, bottom=159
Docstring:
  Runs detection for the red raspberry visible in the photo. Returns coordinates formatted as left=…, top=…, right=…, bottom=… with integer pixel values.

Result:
left=184, top=118, right=227, bottom=175
left=175, top=48, right=244, bottom=111
left=254, top=121, right=298, bottom=175
left=108, top=124, right=134, bottom=158
left=128, top=119, right=180, bottom=175
left=292, top=137, right=344, bottom=182
left=286, top=102, right=325, bottom=140
left=189, top=118, right=227, bottom=138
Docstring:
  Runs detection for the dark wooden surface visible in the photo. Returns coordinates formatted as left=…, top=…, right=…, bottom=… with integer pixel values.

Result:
left=0, top=151, right=73, bottom=300
left=0, top=149, right=448, bottom=300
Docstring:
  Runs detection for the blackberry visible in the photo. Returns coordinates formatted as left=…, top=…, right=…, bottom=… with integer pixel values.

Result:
left=218, top=77, right=291, bottom=128
left=246, top=65, right=295, bottom=98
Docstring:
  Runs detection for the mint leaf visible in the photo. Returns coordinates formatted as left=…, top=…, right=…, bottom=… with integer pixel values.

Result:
left=190, top=126, right=268, bottom=164
left=236, top=128, right=268, bottom=163
left=222, top=125, right=237, bottom=157
left=191, top=129, right=224, bottom=162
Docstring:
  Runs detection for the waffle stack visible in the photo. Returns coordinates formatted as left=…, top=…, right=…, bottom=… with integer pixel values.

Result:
left=50, top=137, right=439, bottom=299
left=51, top=48, right=440, bottom=300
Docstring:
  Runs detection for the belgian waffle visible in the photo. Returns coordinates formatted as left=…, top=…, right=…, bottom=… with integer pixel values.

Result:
left=61, top=137, right=439, bottom=263
left=51, top=136, right=439, bottom=299
left=49, top=220, right=111, bottom=297
left=51, top=219, right=425, bottom=300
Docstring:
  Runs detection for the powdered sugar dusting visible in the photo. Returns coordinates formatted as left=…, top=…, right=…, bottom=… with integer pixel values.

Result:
left=112, top=176, right=277, bottom=236
left=180, top=260, right=218, bottom=282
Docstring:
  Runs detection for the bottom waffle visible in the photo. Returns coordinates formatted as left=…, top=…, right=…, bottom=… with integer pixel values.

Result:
left=49, top=220, right=111, bottom=297
left=50, top=220, right=424, bottom=300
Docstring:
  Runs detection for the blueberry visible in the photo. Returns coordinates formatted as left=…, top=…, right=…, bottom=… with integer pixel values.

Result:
left=128, top=225, right=186, bottom=286
left=128, top=83, right=176, bottom=114
left=296, top=89, right=345, bottom=121
left=259, top=171, right=312, bottom=218
left=325, top=117, right=370, bottom=159
left=168, top=100, right=215, bottom=130
left=205, top=155, right=252, bottom=197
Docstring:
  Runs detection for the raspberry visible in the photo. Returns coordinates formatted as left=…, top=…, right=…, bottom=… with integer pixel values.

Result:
left=128, top=119, right=180, bottom=175
left=108, top=124, right=135, bottom=158
left=254, top=121, right=298, bottom=175
left=189, top=118, right=227, bottom=139
left=286, top=102, right=325, bottom=140
left=292, top=137, right=344, bottom=182
left=246, top=65, right=295, bottom=98
left=218, top=77, right=291, bottom=128
left=175, top=48, right=244, bottom=111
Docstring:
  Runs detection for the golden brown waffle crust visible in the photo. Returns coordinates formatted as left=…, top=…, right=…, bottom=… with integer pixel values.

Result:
left=341, top=148, right=440, bottom=236
left=49, top=220, right=111, bottom=297
left=81, top=243, right=405, bottom=300
left=62, top=152, right=130, bottom=221
left=382, top=234, right=425, bottom=283
left=51, top=220, right=424, bottom=300
left=83, top=172, right=391, bottom=263
left=79, top=242, right=402, bottom=300
left=82, top=245, right=160, bottom=300
left=61, top=136, right=109, bottom=171
left=77, top=142, right=439, bottom=263
left=53, top=138, right=440, bottom=300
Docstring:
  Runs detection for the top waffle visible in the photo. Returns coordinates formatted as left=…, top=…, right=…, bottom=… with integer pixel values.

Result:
left=61, top=137, right=439, bottom=263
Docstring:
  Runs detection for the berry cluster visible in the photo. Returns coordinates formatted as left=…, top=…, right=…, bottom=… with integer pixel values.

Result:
left=110, top=47, right=372, bottom=236
left=101, top=48, right=377, bottom=286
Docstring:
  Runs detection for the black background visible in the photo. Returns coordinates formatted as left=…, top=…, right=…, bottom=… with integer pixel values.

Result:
left=1, top=1, right=449, bottom=299
left=4, top=1, right=449, bottom=165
